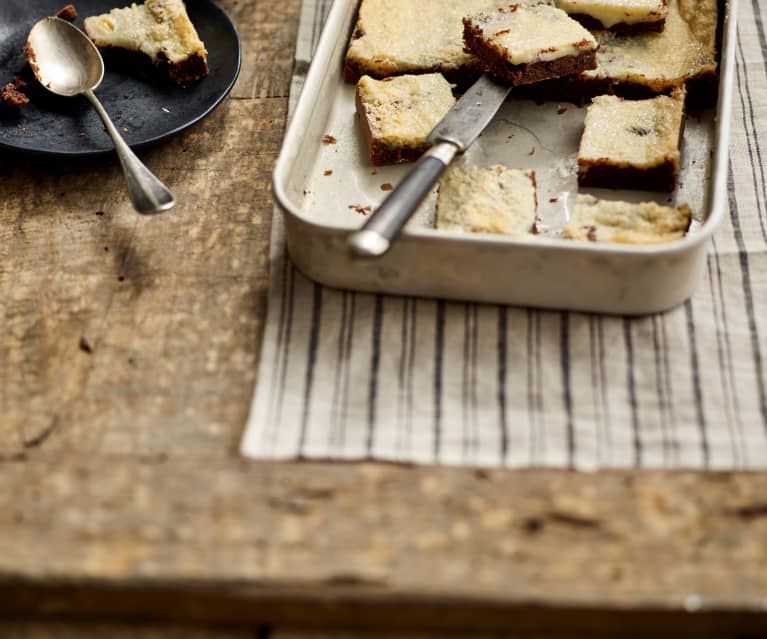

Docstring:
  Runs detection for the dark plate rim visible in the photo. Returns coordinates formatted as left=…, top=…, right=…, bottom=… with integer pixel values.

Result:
left=0, top=0, right=242, bottom=159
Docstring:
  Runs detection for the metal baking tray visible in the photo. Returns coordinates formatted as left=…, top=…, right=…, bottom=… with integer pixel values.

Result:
left=273, top=0, right=736, bottom=314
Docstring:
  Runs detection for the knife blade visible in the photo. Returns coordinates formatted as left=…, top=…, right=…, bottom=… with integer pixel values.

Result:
left=348, top=74, right=513, bottom=258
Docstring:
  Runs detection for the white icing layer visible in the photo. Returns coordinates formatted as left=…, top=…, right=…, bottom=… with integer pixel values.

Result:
left=346, top=0, right=502, bottom=76
left=582, top=0, right=717, bottom=90
left=557, top=0, right=667, bottom=27
left=466, top=4, right=598, bottom=64
left=578, top=86, right=685, bottom=169
left=357, top=74, right=456, bottom=146
left=436, top=165, right=537, bottom=236
left=563, top=194, right=691, bottom=244
left=84, top=0, right=206, bottom=65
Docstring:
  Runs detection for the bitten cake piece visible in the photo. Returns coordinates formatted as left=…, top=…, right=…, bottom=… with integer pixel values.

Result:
left=356, top=74, right=456, bottom=165
left=344, top=0, right=501, bottom=84
left=436, top=165, right=538, bottom=236
left=84, top=0, right=208, bottom=85
left=556, top=0, right=668, bottom=32
left=562, top=194, right=691, bottom=244
left=462, top=4, right=598, bottom=85
left=578, top=86, right=685, bottom=192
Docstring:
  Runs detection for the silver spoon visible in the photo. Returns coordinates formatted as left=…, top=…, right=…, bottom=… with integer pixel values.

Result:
left=26, top=16, right=175, bottom=214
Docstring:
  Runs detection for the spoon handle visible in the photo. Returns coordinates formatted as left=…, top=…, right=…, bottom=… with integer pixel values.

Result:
left=84, top=90, right=176, bottom=215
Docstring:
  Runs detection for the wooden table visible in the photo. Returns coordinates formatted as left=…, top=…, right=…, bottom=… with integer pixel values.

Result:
left=2, top=1, right=767, bottom=636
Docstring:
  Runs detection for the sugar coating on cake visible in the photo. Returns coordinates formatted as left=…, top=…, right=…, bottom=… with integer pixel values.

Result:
left=356, top=74, right=456, bottom=165
left=562, top=194, right=691, bottom=244
left=556, top=0, right=667, bottom=28
left=578, top=87, right=685, bottom=191
left=344, top=0, right=522, bottom=84
left=436, top=165, right=537, bottom=236
left=582, top=0, right=716, bottom=91
left=84, top=0, right=208, bottom=84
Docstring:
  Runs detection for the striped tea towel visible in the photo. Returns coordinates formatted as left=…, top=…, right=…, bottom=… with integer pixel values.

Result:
left=241, top=0, right=767, bottom=469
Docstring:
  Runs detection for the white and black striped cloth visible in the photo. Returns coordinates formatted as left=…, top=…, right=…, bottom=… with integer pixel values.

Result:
left=242, top=0, right=767, bottom=469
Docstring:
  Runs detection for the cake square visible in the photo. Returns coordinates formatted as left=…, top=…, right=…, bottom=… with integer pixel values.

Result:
left=556, top=0, right=668, bottom=32
left=515, top=0, right=717, bottom=104
left=581, top=0, right=716, bottom=95
left=562, top=194, right=691, bottom=244
left=577, top=86, right=686, bottom=192
left=355, top=73, right=456, bottom=166
left=462, top=4, right=598, bottom=85
left=344, top=0, right=501, bottom=84
left=436, top=165, right=538, bottom=236
left=84, top=0, right=208, bottom=85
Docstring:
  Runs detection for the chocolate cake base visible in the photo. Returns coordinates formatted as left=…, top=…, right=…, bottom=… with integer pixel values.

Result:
left=463, top=20, right=597, bottom=86
left=94, top=47, right=208, bottom=86
left=354, top=86, right=429, bottom=165
left=578, top=162, right=678, bottom=192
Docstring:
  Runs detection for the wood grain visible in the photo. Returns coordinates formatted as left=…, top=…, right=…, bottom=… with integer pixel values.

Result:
left=2, top=1, right=767, bottom=637
left=3, top=461, right=767, bottom=636
left=0, top=0, right=299, bottom=457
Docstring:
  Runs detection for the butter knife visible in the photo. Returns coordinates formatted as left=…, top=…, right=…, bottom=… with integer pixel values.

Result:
left=348, top=74, right=513, bottom=258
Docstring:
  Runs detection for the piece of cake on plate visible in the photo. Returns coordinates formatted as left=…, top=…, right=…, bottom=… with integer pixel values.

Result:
left=578, top=86, right=686, bottom=192
left=436, top=165, right=538, bottom=236
left=462, top=4, right=598, bottom=85
left=355, top=73, right=456, bottom=165
left=556, top=0, right=668, bottom=32
left=562, top=194, right=691, bottom=243
left=84, top=0, right=208, bottom=85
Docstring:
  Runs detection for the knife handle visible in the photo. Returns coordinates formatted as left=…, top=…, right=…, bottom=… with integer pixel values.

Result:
left=348, top=142, right=459, bottom=258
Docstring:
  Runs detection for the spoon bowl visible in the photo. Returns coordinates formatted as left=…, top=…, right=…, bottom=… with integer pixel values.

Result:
left=26, top=17, right=175, bottom=214
left=27, top=17, right=103, bottom=96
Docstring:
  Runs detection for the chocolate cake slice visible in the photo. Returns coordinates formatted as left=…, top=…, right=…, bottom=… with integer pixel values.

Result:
left=355, top=73, right=456, bottom=165
left=462, top=4, right=598, bottom=85
left=436, top=165, right=538, bottom=236
left=344, top=0, right=502, bottom=85
left=562, top=194, right=691, bottom=244
left=84, top=0, right=208, bottom=85
left=578, top=86, right=686, bottom=192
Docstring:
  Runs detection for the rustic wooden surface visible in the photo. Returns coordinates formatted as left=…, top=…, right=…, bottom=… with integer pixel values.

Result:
left=1, top=1, right=767, bottom=637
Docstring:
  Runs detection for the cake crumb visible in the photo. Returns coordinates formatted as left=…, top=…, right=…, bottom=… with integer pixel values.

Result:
left=78, top=336, right=93, bottom=354
left=381, top=183, right=393, bottom=191
left=1, top=83, right=29, bottom=107
left=348, top=204, right=372, bottom=215
left=371, top=169, right=378, bottom=175
left=56, top=4, right=78, bottom=21
left=323, top=169, right=333, bottom=176
left=549, top=197, right=558, bottom=203
left=321, top=134, right=337, bottom=144
left=557, top=106, right=568, bottom=114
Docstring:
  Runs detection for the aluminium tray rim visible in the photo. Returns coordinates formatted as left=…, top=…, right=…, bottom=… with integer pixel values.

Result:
left=273, top=0, right=737, bottom=260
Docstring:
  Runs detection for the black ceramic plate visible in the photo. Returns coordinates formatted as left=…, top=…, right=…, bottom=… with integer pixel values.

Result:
left=0, top=0, right=240, bottom=157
